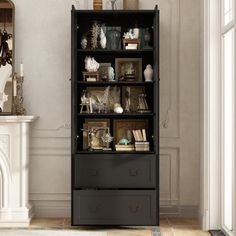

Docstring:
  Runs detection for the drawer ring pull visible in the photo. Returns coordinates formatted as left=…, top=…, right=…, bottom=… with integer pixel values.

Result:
left=129, top=169, right=138, bottom=176
left=129, top=205, right=140, bottom=213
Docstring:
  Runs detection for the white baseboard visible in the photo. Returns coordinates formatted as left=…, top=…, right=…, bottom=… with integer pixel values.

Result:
left=160, top=205, right=199, bottom=218
left=33, top=204, right=71, bottom=218
left=198, top=209, right=209, bottom=231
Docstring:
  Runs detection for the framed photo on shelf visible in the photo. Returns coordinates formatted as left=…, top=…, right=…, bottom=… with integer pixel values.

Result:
left=115, top=58, right=142, bottom=82
left=113, top=119, right=148, bottom=145
left=122, top=86, right=145, bottom=112
left=86, top=86, right=120, bottom=113
left=83, top=119, right=110, bottom=150
left=98, top=63, right=111, bottom=81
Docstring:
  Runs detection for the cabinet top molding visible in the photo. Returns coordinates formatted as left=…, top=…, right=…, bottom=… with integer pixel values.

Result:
left=0, top=116, right=38, bottom=123
left=71, top=5, right=159, bottom=12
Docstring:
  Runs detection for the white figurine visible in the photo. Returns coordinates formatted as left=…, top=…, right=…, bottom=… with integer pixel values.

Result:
left=123, top=29, right=135, bottom=39
left=85, top=56, right=100, bottom=72
left=108, top=66, right=115, bottom=81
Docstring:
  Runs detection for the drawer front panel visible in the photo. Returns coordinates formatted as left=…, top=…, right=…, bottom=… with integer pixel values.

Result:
left=73, top=190, right=157, bottom=225
left=74, top=155, right=156, bottom=188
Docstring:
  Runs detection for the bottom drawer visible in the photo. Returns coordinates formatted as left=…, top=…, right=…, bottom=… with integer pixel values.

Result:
left=73, top=190, right=157, bottom=226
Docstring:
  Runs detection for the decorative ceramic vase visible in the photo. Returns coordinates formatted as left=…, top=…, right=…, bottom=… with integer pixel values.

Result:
left=144, top=64, right=153, bottom=82
left=123, top=0, right=139, bottom=10
left=100, top=28, right=107, bottom=48
left=93, top=0, right=102, bottom=10
left=106, top=28, right=121, bottom=50
left=133, top=28, right=140, bottom=39
left=114, top=103, right=123, bottom=113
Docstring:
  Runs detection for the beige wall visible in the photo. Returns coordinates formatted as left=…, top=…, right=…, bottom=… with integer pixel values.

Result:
left=13, top=0, right=200, bottom=217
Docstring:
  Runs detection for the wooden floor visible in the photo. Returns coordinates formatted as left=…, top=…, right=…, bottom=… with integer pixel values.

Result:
left=28, top=217, right=210, bottom=236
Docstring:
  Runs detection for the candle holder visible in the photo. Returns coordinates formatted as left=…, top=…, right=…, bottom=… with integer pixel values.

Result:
left=13, top=73, right=26, bottom=115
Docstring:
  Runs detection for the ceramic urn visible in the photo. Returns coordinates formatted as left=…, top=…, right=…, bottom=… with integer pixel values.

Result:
left=144, top=64, right=153, bottom=82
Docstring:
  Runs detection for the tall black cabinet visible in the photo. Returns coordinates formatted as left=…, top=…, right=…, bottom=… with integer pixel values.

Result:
left=71, top=6, right=159, bottom=226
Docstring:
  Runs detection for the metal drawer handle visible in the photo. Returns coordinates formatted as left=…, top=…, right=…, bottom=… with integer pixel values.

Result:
left=129, top=205, right=140, bottom=213
left=90, top=169, right=99, bottom=176
left=129, top=169, right=139, bottom=176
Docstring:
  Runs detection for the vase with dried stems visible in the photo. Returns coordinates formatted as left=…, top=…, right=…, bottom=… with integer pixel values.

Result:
left=93, top=0, right=102, bottom=10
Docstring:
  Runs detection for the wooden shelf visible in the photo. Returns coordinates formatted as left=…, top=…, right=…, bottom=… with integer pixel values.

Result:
left=77, top=49, right=154, bottom=54
left=77, top=113, right=155, bottom=118
left=74, top=9, right=155, bottom=14
left=77, top=81, right=155, bottom=86
left=76, top=150, right=156, bottom=154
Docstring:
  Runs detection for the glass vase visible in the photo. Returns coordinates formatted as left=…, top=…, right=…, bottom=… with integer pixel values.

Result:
left=106, top=28, right=121, bottom=50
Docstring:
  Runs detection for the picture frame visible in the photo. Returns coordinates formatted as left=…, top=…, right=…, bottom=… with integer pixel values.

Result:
left=115, top=58, right=142, bottom=82
left=83, top=119, right=110, bottom=150
left=86, top=86, right=120, bottom=113
left=0, top=3, right=14, bottom=115
left=98, top=63, right=111, bottom=81
left=122, top=86, right=145, bottom=112
left=113, top=119, right=148, bottom=146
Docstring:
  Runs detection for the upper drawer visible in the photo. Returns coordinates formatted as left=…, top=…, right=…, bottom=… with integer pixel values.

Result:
left=74, top=154, right=156, bottom=188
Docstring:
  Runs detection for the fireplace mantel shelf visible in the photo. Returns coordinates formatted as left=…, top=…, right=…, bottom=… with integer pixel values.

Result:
left=0, top=115, right=38, bottom=123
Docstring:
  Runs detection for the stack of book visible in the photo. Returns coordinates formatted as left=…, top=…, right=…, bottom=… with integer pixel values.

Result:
left=132, top=129, right=150, bottom=151
left=135, top=142, right=150, bottom=151
left=86, top=77, right=97, bottom=82
left=115, top=144, right=135, bottom=151
left=125, top=44, right=138, bottom=50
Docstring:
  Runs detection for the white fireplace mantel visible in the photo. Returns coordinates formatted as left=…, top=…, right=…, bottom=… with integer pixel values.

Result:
left=0, top=116, right=37, bottom=227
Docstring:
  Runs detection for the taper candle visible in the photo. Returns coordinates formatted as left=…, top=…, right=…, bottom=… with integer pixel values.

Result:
left=20, top=63, right=24, bottom=77
left=13, top=78, right=17, bottom=96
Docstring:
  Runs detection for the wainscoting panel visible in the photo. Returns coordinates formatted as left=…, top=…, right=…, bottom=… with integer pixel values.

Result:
left=160, top=148, right=179, bottom=207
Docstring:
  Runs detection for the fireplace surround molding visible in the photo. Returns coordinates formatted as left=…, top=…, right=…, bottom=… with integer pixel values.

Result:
left=0, top=116, right=37, bottom=227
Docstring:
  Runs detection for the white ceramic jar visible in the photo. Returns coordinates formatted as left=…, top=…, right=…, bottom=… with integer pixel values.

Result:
left=144, top=64, right=153, bottom=82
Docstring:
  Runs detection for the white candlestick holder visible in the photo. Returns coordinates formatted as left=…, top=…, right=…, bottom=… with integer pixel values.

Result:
left=13, top=73, right=26, bottom=115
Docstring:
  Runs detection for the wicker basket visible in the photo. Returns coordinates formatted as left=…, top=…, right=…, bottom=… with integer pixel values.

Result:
left=93, top=0, right=103, bottom=10
left=123, top=0, right=139, bottom=10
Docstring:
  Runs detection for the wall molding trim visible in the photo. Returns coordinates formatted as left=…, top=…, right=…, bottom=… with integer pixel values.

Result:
left=160, top=205, right=198, bottom=218
left=201, top=0, right=221, bottom=230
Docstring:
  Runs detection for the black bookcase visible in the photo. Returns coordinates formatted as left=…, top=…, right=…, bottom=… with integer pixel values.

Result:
left=71, top=6, right=159, bottom=226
